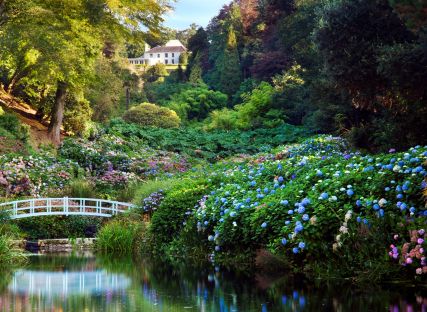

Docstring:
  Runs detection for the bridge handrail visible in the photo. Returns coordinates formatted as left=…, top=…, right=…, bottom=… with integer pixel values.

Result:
left=0, top=198, right=136, bottom=208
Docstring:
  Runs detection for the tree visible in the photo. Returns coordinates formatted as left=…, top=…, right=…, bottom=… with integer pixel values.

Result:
left=0, top=0, right=170, bottom=144
left=218, top=26, right=243, bottom=98
left=143, top=64, right=168, bottom=83
left=188, top=54, right=204, bottom=84
left=316, top=0, right=413, bottom=110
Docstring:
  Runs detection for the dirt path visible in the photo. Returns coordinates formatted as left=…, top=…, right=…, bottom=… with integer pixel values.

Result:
left=0, top=90, right=65, bottom=149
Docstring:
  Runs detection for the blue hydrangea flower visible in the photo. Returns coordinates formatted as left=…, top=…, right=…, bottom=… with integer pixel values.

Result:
left=346, top=189, right=354, bottom=197
left=319, top=192, right=329, bottom=200
left=278, top=176, right=284, bottom=183
left=261, top=222, right=268, bottom=228
left=302, top=214, right=309, bottom=221
left=292, top=247, right=299, bottom=254
left=288, top=210, right=294, bottom=215
left=297, top=206, right=305, bottom=214
left=281, top=238, right=287, bottom=245
left=281, top=200, right=289, bottom=206
left=295, top=224, right=304, bottom=233
left=298, top=242, right=306, bottom=249
left=301, top=198, right=311, bottom=206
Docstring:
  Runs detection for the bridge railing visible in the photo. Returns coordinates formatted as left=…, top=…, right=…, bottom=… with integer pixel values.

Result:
left=0, top=197, right=135, bottom=219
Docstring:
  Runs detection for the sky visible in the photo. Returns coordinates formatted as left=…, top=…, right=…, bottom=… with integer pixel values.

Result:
left=164, top=0, right=231, bottom=30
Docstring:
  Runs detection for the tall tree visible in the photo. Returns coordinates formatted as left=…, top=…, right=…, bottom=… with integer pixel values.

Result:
left=0, top=0, right=170, bottom=144
left=218, top=26, right=243, bottom=98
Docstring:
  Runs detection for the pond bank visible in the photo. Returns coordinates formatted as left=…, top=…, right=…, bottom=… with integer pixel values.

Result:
left=12, top=238, right=96, bottom=252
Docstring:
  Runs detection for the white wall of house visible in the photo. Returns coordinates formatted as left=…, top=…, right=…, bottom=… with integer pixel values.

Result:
left=128, top=40, right=185, bottom=67
left=143, top=52, right=181, bottom=66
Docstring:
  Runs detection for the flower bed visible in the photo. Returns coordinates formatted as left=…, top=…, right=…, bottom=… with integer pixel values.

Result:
left=0, top=154, right=79, bottom=197
left=147, top=136, right=427, bottom=280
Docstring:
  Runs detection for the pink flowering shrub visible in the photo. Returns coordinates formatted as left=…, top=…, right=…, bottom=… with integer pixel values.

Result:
left=0, top=154, right=77, bottom=198
left=389, top=229, right=426, bottom=276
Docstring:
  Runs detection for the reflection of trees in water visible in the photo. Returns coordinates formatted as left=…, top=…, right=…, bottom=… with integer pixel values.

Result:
left=1, top=254, right=427, bottom=311
left=0, top=270, right=12, bottom=292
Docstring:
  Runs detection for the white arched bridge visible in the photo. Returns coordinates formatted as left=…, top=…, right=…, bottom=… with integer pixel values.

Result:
left=0, top=197, right=136, bottom=219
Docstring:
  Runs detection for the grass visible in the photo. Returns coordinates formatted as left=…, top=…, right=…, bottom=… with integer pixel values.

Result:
left=96, top=214, right=146, bottom=255
left=0, top=235, right=27, bottom=269
left=132, top=178, right=181, bottom=205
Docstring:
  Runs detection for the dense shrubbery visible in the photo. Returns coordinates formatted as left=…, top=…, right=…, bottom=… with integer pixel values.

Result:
left=165, top=85, right=228, bottom=121
left=107, top=118, right=310, bottom=161
left=134, top=136, right=427, bottom=281
left=0, top=153, right=79, bottom=197
left=149, top=178, right=212, bottom=254
left=14, top=216, right=103, bottom=239
left=123, top=103, right=181, bottom=128
left=0, top=235, right=26, bottom=269
left=0, top=112, right=30, bottom=142
left=59, top=133, right=190, bottom=188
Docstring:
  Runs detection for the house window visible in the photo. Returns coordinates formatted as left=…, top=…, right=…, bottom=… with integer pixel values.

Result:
left=140, top=60, right=144, bottom=64
left=150, top=54, right=153, bottom=58
left=165, top=60, right=168, bottom=64
left=165, top=53, right=168, bottom=57
left=158, top=54, right=160, bottom=58
left=172, top=53, right=175, bottom=57
left=172, top=59, right=175, bottom=64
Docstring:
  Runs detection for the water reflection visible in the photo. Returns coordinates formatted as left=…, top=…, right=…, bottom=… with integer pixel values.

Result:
left=10, top=270, right=130, bottom=296
left=0, top=253, right=427, bottom=311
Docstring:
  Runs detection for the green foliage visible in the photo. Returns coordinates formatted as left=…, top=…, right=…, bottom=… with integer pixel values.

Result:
left=107, top=118, right=310, bottom=161
left=217, top=26, right=243, bottom=97
left=96, top=215, right=145, bottom=255
left=143, top=64, right=168, bottom=83
left=67, top=179, right=97, bottom=199
left=166, top=86, right=228, bottom=121
left=205, top=108, right=239, bottom=131
left=0, top=112, right=30, bottom=142
left=149, top=178, right=210, bottom=252
left=133, top=178, right=181, bottom=205
left=0, top=235, right=27, bottom=269
left=123, top=102, right=181, bottom=128
left=188, top=54, right=203, bottom=84
left=144, top=136, right=427, bottom=280
left=144, top=81, right=192, bottom=105
left=14, top=216, right=103, bottom=239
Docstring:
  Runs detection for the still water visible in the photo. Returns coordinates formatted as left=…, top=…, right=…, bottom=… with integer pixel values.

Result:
left=0, top=253, right=426, bottom=312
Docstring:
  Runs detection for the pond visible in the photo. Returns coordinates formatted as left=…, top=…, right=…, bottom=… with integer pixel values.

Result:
left=0, top=253, right=426, bottom=311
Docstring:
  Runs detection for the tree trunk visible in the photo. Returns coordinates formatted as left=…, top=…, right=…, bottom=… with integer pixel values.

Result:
left=126, top=87, right=130, bottom=110
left=48, top=81, right=67, bottom=145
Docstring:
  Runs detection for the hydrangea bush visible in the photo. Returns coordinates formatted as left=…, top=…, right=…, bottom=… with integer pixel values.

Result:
left=59, top=134, right=191, bottom=180
left=151, top=136, right=427, bottom=280
left=0, top=154, right=79, bottom=197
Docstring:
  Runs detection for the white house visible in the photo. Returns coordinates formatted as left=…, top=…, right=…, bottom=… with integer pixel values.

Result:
left=128, top=40, right=187, bottom=66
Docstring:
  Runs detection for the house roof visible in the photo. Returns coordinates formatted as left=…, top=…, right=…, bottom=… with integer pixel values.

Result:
left=147, top=45, right=186, bottom=54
